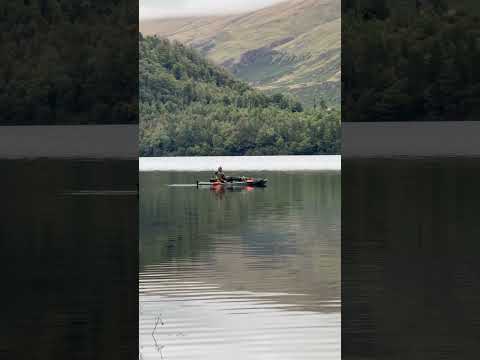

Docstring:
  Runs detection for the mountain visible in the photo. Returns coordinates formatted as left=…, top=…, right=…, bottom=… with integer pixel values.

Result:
left=140, top=0, right=341, bottom=107
left=139, top=35, right=340, bottom=156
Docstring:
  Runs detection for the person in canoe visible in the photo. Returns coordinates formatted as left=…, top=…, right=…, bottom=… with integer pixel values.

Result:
left=214, top=166, right=228, bottom=183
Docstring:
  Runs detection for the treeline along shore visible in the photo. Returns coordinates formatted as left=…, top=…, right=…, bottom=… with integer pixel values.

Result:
left=139, top=35, right=340, bottom=156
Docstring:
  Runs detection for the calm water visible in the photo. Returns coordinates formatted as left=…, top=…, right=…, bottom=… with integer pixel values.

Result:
left=140, top=155, right=341, bottom=172
left=140, top=169, right=341, bottom=359
left=0, top=160, right=138, bottom=360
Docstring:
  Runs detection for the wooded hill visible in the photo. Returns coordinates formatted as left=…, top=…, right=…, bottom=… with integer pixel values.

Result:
left=140, top=35, right=340, bottom=156
left=140, top=0, right=341, bottom=107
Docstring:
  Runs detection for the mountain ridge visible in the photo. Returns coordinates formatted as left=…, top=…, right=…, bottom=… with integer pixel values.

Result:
left=140, top=0, right=340, bottom=106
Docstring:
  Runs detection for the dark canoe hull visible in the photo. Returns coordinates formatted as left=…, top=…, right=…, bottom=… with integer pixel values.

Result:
left=197, top=178, right=268, bottom=187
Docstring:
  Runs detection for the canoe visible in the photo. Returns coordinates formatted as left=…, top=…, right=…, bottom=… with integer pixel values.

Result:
left=197, top=178, right=268, bottom=187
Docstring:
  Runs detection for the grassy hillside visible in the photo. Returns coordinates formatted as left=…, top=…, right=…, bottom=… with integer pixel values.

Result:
left=140, top=0, right=341, bottom=107
left=139, top=35, right=340, bottom=156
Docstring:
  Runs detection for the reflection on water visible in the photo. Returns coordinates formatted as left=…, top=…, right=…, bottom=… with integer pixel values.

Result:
left=0, top=160, right=138, bottom=360
left=140, top=171, right=340, bottom=359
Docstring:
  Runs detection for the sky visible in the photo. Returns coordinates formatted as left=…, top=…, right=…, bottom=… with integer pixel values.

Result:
left=139, top=0, right=287, bottom=19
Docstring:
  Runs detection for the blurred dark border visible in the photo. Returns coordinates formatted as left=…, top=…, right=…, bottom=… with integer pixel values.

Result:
left=0, top=1, right=139, bottom=359
left=343, top=0, right=480, bottom=122
left=1, top=1, right=138, bottom=125
left=342, top=1, right=480, bottom=359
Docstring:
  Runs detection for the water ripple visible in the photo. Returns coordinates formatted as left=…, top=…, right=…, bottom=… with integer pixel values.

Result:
left=139, top=268, right=340, bottom=360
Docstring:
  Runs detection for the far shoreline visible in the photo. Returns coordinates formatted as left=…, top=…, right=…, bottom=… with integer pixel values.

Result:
left=140, top=155, right=341, bottom=172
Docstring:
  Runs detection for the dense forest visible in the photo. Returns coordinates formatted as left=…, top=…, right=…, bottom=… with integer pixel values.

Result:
left=140, top=35, right=340, bottom=156
left=1, top=1, right=137, bottom=124
left=343, top=0, right=480, bottom=121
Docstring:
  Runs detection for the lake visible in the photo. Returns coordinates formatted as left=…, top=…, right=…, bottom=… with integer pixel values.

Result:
left=140, top=155, right=341, bottom=172
left=140, top=156, right=341, bottom=360
left=0, top=159, right=138, bottom=359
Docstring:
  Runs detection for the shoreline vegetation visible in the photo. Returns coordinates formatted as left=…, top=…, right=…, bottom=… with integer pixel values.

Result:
left=139, top=35, right=340, bottom=157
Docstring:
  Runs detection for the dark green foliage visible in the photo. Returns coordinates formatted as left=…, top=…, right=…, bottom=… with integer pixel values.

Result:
left=140, top=35, right=340, bottom=156
left=343, top=1, right=480, bottom=121
left=0, top=0, right=137, bottom=124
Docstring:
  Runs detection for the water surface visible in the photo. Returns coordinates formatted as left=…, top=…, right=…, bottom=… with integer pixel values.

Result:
left=140, top=155, right=341, bottom=172
left=140, top=170, right=340, bottom=359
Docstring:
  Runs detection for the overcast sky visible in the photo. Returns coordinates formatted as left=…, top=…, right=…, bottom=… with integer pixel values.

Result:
left=139, top=0, right=287, bottom=19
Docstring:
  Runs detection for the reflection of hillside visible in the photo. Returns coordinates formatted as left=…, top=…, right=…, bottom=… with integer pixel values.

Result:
left=140, top=171, right=340, bottom=312
left=140, top=172, right=339, bottom=261
left=211, top=240, right=339, bottom=312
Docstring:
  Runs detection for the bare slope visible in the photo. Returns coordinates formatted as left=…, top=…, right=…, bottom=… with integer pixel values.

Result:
left=140, top=0, right=341, bottom=106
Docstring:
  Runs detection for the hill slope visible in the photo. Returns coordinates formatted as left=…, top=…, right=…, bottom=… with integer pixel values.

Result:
left=140, top=0, right=341, bottom=107
left=139, top=35, right=340, bottom=156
